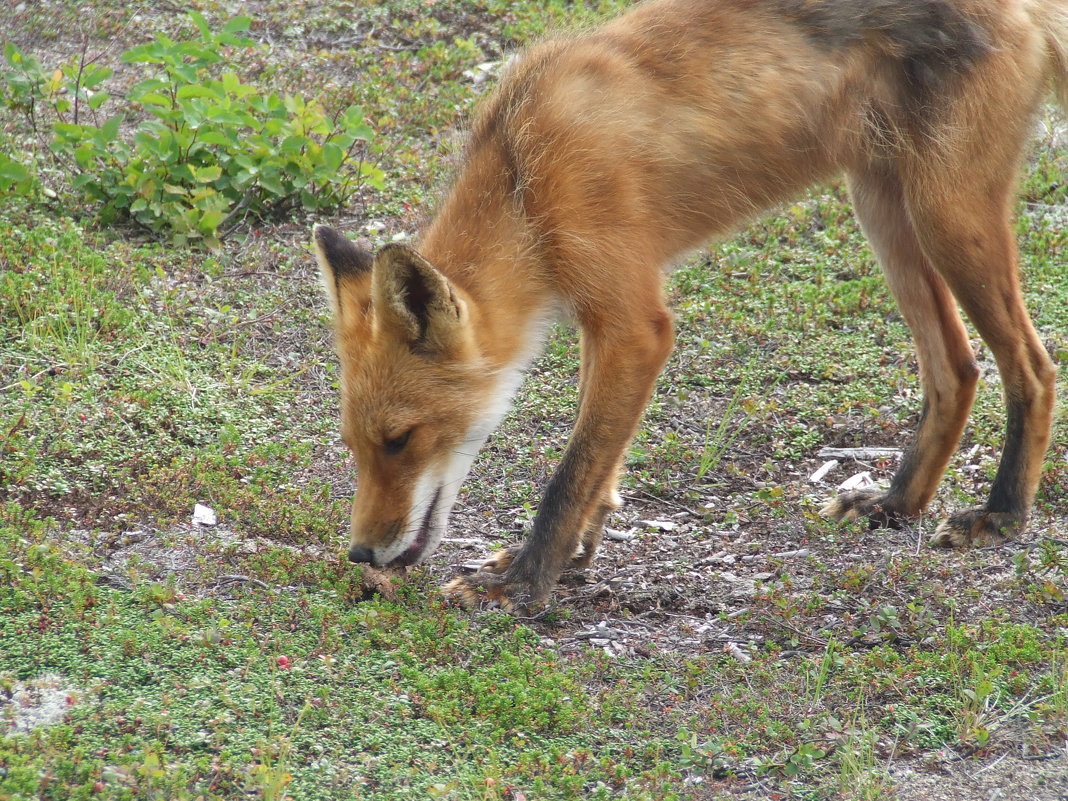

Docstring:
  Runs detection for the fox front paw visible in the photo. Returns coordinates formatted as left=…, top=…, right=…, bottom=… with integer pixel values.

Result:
left=820, top=489, right=908, bottom=529
left=441, top=571, right=546, bottom=614
left=929, top=509, right=1023, bottom=548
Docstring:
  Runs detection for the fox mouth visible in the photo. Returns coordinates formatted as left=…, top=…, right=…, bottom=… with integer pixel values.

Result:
left=389, top=487, right=441, bottom=568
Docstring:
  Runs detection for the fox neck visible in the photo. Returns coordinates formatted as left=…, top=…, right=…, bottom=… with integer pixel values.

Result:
left=420, top=144, right=556, bottom=393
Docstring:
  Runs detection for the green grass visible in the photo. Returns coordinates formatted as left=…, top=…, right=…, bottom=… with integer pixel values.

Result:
left=2, top=2, right=1067, bottom=799
left=5, top=503, right=1065, bottom=800
left=0, top=213, right=334, bottom=532
left=0, top=507, right=689, bottom=800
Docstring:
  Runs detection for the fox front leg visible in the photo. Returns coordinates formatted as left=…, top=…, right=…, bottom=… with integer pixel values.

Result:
left=444, top=308, right=675, bottom=613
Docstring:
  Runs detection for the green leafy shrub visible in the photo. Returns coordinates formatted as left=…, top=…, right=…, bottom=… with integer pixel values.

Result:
left=0, top=14, right=382, bottom=246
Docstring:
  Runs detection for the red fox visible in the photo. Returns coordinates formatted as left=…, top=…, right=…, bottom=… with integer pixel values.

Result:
left=315, top=0, right=1068, bottom=611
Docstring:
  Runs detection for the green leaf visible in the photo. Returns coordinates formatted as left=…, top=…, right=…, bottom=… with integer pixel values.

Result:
left=229, top=79, right=256, bottom=100
left=330, top=133, right=357, bottom=151
left=86, top=90, right=110, bottom=110
left=129, top=77, right=168, bottom=96
left=196, top=130, right=233, bottom=147
left=261, top=117, right=286, bottom=137
left=279, top=135, right=306, bottom=156
left=3, top=42, right=22, bottom=66
left=53, top=121, right=90, bottom=142
left=176, top=84, right=222, bottom=100
left=205, top=109, right=250, bottom=127
left=249, top=95, right=285, bottom=115
left=80, top=66, right=113, bottom=89
left=168, top=164, right=195, bottom=183
left=178, top=107, right=203, bottom=129
left=359, top=163, right=386, bottom=190
left=98, top=114, right=124, bottom=143
left=196, top=208, right=226, bottom=234
left=172, top=64, right=199, bottom=84
left=258, top=171, right=285, bottom=197
left=321, top=142, right=344, bottom=172
left=121, top=42, right=166, bottom=64
left=0, top=154, right=31, bottom=193
left=231, top=169, right=256, bottom=189
left=221, top=71, right=242, bottom=95
left=190, top=11, right=211, bottom=40
left=341, top=105, right=373, bottom=138
left=193, top=165, right=222, bottom=183
left=136, top=92, right=174, bottom=107
left=221, top=16, right=252, bottom=36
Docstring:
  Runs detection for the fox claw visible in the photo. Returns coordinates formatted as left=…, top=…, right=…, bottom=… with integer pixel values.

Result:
left=478, top=546, right=518, bottom=574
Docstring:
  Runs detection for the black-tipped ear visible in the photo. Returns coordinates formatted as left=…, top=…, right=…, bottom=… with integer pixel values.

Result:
left=373, top=243, right=467, bottom=356
left=313, top=225, right=372, bottom=321
left=315, top=225, right=372, bottom=276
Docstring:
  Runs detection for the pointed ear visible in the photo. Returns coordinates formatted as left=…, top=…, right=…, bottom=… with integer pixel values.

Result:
left=372, top=243, right=470, bottom=357
left=313, top=225, right=373, bottom=323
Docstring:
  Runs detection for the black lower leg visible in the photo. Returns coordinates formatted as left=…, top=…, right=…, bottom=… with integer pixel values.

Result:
left=984, top=399, right=1029, bottom=517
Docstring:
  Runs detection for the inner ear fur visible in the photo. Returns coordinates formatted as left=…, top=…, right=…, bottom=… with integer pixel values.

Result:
left=372, top=243, right=468, bottom=357
left=313, top=225, right=373, bottom=322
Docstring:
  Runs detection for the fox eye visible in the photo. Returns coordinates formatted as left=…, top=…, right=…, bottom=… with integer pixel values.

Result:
left=384, top=429, right=412, bottom=455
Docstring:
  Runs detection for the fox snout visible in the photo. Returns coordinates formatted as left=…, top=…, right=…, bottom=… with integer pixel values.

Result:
left=347, top=486, right=445, bottom=569
left=345, top=517, right=403, bottom=568
left=345, top=508, right=404, bottom=568
left=347, top=545, right=375, bottom=564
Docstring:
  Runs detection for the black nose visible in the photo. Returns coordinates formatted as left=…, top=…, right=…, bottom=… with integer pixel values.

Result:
left=348, top=545, right=375, bottom=564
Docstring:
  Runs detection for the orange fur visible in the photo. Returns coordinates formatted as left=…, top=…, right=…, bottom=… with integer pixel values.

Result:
left=316, top=0, right=1067, bottom=611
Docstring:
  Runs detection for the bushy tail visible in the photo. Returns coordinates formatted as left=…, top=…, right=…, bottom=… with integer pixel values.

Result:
left=1030, top=0, right=1068, bottom=109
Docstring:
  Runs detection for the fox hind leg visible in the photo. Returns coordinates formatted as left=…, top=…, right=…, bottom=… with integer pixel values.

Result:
left=825, top=152, right=1056, bottom=545
left=905, top=175, right=1055, bottom=546
left=822, top=164, right=980, bottom=528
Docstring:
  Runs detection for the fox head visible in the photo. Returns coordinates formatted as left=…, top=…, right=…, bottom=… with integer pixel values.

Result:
left=314, top=226, right=505, bottom=569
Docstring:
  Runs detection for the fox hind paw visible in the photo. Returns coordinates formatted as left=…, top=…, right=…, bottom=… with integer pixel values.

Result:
left=930, top=509, right=1022, bottom=548
left=820, top=489, right=907, bottom=529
